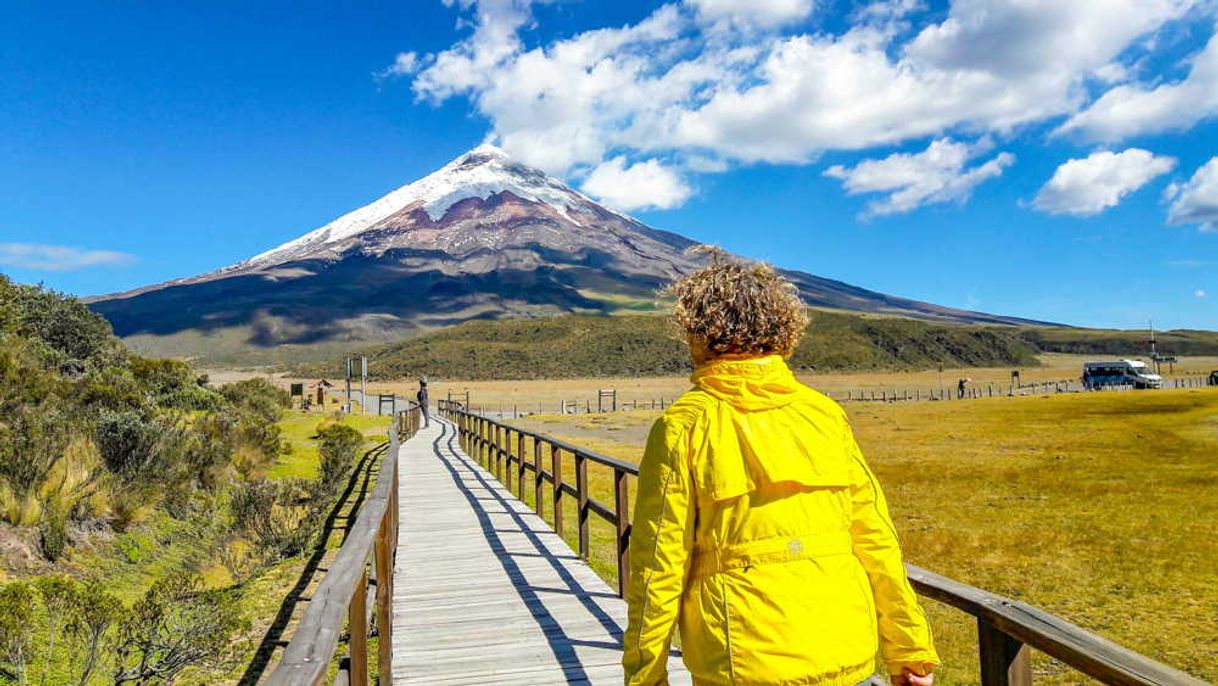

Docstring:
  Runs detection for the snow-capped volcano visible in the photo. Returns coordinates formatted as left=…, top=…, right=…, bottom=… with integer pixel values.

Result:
left=243, top=144, right=617, bottom=268
left=88, top=145, right=1048, bottom=363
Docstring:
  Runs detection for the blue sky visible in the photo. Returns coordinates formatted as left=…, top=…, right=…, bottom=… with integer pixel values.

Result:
left=2, top=0, right=1216, bottom=329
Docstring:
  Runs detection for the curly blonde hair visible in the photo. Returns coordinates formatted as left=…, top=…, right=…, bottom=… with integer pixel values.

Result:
left=665, top=248, right=809, bottom=358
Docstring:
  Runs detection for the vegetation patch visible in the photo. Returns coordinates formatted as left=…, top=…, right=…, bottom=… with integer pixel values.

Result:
left=0, top=275, right=390, bottom=684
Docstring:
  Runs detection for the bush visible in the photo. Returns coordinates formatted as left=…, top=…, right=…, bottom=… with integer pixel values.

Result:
left=0, top=582, right=34, bottom=683
left=130, top=356, right=223, bottom=411
left=39, top=508, right=69, bottom=562
left=220, top=378, right=290, bottom=424
left=230, top=480, right=305, bottom=557
left=69, top=579, right=122, bottom=686
left=113, top=574, right=249, bottom=685
left=9, top=282, right=117, bottom=365
left=317, top=423, right=363, bottom=491
left=0, top=401, right=70, bottom=500
left=94, top=410, right=173, bottom=484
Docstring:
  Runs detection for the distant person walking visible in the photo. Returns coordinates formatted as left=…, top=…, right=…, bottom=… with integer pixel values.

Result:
left=416, top=378, right=430, bottom=428
left=957, top=377, right=967, bottom=399
left=623, top=255, right=938, bottom=686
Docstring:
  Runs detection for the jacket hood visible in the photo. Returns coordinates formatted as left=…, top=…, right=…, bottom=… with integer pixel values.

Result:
left=687, top=355, right=852, bottom=502
left=690, top=355, right=803, bottom=412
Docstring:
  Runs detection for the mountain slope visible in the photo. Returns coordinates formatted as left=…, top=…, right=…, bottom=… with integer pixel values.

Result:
left=88, top=145, right=1055, bottom=364
left=298, top=311, right=1048, bottom=380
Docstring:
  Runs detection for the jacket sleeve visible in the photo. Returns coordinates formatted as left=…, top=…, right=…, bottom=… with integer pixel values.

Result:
left=844, top=417, right=940, bottom=677
left=622, top=415, right=696, bottom=686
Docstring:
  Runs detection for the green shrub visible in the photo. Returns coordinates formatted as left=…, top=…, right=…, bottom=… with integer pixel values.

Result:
left=0, top=401, right=70, bottom=501
left=113, top=574, right=250, bottom=685
left=115, top=533, right=151, bottom=564
left=0, top=582, right=34, bottom=683
left=94, top=410, right=171, bottom=483
left=231, top=481, right=281, bottom=544
left=38, top=508, right=69, bottom=562
left=317, top=423, right=363, bottom=490
left=70, top=579, right=122, bottom=686
left=9, top=282, right=117, bottom=365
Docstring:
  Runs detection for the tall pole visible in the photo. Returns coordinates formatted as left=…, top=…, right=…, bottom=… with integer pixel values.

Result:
left=345, top=356, right=353, bottom=414
left=361, top=355, right=368, bottom=415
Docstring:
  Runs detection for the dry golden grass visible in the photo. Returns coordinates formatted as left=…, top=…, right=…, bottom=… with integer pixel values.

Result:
left=482, top=386, right=1218, bottom=685
left=363, top=354, right=1218, bottom=414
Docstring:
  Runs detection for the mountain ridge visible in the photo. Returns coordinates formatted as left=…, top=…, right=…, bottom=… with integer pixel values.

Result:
left=87, top=145, right=1059, bottom=365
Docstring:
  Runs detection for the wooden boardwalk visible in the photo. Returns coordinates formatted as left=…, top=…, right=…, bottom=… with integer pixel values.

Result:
left=391, top=417, right=690, bottom=685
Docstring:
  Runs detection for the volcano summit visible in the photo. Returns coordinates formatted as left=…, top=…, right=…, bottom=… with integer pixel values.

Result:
left=88, top=145, right=1046, bottom=363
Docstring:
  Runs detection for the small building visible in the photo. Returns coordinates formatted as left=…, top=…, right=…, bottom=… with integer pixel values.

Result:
left=313, top=379, right=335, bottom=405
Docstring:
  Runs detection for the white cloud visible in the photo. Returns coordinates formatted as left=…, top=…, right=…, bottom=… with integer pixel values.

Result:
left=824, top=138, right=1014, bottom=217
left=378, top=51, right=420, bottom=78
left=394, top=0, right=1202, bottom=210
left=0, top=243, right=136, bottom=271
left=1058, top=30, right=1218, bottom=141
left=580, top=157, right=692, bottom=211
left=1197, top=288, right=1208, bottom=298
left=1033, top=149, right=1176, bottom=216
left=1166, top=156, right=1218, bottom=232
left=686, top=0, right=814, bottom=29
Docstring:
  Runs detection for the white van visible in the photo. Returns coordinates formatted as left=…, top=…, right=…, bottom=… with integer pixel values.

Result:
left=1082, top=360, right=1162, bottom=390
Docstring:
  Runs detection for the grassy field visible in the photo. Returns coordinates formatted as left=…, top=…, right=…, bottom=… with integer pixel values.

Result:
left=352, top=354, right=1218, bottom=415
left=476, top=386, right=1218, bottom=684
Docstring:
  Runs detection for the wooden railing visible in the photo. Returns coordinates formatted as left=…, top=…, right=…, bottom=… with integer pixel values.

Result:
left=437, top=400, right=1207, bottom=686
left=439, top=398, right=636, bottom=597
left=265, top=402, right=421, bottom=686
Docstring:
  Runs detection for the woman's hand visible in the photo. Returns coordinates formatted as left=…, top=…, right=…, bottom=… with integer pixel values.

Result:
left=890, top=669, right=933, bottom=686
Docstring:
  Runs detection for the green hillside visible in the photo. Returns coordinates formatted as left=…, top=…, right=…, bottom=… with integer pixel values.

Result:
left=300, top=311, right=1218, bottom=381
left=299, top=311, right=1042, bottom=379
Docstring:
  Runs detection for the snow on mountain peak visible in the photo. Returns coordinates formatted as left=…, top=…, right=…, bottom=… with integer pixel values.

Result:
left=242, top=145, right=597, bottom=267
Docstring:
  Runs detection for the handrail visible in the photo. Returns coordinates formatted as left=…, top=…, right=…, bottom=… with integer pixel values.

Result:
left=437, top=399, right=1207, bottom=686
left=265, top=402, right=421, bottom=686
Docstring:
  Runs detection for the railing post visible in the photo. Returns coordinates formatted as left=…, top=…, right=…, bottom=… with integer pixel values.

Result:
left=502, top=427, right=512, bottom=491
left=978, top=619, right=1031, bottom=686
left=533, top=439, right=544, bottom=515
left=576, top=452, right=589, bottom=558
left=517, top=432, right=526, bottom=501
left=349, top=568, right=369, bottom=686
left=495, top=425, right=503, bottom=482
left=551, top=444, right=564, bottom=537
left=614, top=468, right=630, bottom=598
left=375, top=509, right=393, bottom=683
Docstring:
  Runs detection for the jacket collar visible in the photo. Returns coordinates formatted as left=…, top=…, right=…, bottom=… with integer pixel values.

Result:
left=690, top=354, right=802, bottom=412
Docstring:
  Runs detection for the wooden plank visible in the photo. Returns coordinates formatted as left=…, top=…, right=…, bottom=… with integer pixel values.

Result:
left=392, top=417, right=689, bottom=685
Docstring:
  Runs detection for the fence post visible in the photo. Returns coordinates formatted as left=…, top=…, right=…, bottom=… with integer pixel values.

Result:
left=349, top=568, right=368, bottom=686
left=495, top=425, right=503, bottom=481
left=375, top=511, right=393, bottom=683
left=518, top=433, right=528, bottom=499
left=517, top=431, right=526, bottom=500
left=551, top=444, right=564, bottom=537
left=978, top=620, right=1031, bottom=686
left=534, top=439, right=544, bottom=515
left=615, top=469, right=630, bottom=598
left=576, top=453, right=590, bottom=559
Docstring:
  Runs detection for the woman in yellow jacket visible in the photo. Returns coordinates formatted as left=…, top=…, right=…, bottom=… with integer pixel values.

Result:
left=623, top=258, right=939, bottom=686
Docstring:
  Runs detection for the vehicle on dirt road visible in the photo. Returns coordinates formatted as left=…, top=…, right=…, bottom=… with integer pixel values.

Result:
left=1083, top=360, right=1163, bottom=390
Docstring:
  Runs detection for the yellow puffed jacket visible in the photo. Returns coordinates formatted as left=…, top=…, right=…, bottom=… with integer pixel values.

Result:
left=622, top=355, right=938, bottom=686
